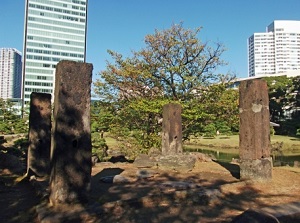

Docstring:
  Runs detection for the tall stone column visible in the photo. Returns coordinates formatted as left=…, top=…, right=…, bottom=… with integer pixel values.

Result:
left=27, top=92, right=51, bottom=178
left=162, top=103, right=182, bottom=155
left=239, top=79, right=272, bottom=181
left=49, top=60, right=93, bottom=206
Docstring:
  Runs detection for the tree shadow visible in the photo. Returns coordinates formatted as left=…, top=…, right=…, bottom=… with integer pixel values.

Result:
left=82, top=164, right=298, bottom=223
left=0, top=174, right=40, bottom=223
left=1, top=158, right=299, bottom=223
left=213, top=160, right=240, bottom=179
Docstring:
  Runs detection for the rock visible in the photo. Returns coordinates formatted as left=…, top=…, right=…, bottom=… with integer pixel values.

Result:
left=91, top=155, right=99, bottom=166
left=231, top=209, right=280, bottom=223
left=273, top=160, right=282, bottom=167
left=112, top=175, right=130, bottom=183
left=133, top=154, right=157, bottom=168
left=0, top=136, right=6, bottom=145
left=108, top=155, right=129, bottom=163
left=147, top=147, right=161, bottom=157
left=0, top=152, right=24, bottom=174
left=107, top=149, right=125, bottom=157
left=157, top=154, right=196, bottom=172
left=99, top=176, right=114, bottom=183
left=100, top=175, right=131, bottom=184
left=240, top=158, right=273, bottom=181
left=136, top=169, right=157, bottom=179
left=190, top=152, right=213, bottom=162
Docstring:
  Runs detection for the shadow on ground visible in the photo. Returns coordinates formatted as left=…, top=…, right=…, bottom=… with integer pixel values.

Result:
left=1, top=139, right=300, bottom=223
left=213, top=160, right=240, bottom=179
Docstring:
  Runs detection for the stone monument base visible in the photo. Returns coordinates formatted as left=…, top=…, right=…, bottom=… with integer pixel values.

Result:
left=240, top=158, right=273, bottom=181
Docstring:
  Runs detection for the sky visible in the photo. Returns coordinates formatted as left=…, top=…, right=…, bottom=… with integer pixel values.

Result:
left=1, top=0, right=300, bottom=82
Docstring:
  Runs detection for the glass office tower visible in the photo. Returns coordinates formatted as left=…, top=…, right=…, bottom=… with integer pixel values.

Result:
left=22, top=0, right=88, bottom=103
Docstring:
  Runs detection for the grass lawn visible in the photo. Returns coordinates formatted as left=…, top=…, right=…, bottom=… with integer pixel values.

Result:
left=103, top=132, right=300, bottom=156
left=185, top=134, right=300, bottom=155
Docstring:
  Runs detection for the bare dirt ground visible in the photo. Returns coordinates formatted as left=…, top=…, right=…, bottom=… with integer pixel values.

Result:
left=1, top=159, right=300, bottom=223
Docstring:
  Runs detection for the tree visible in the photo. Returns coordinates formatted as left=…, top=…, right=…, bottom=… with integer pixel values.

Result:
left=0, top=98, right=28, bottom=134
left=94, top=23, right=236, bottom=151
left=263, top=76, right=300, bottom=136
left=91, top=100, right=115, bottom=133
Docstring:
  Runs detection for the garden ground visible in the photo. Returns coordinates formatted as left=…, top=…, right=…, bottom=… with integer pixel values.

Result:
left=1, top=159, right=300, bottom=222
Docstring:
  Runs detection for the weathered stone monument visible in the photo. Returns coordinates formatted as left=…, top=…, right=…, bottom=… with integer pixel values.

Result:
left=239, top=79, right=272, bottom=181
left=162, top=103, right=183, bottom=155
left=27, top=92, right=51, bottom=178
left=156, top=103, right=196, bottom=172
left=49, top=60, right=93, bottom=206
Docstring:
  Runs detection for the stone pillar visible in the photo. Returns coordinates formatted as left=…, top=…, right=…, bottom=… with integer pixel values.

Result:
left=27, top=92, right=51, bottom=178
left=49, top=61, right=93, bottom=206
left=162, top=103, right=182, bottom=155
left=239, top=79, right=272, bottom=181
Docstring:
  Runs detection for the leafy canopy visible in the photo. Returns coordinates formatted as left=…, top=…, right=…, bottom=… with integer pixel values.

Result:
left=93, top=23, right=237, bottom=152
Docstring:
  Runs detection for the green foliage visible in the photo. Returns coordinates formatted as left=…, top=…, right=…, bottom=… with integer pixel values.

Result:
left=263, top=76, right=300, bottom=136
left=215, top=121, right=232, bottom=135
left=202, top=123, right=216, bottom=138
left=91, top=101, right=115, bottom=133
left=91, top=132, right=108, bottom=161
left=270, top=126, right=275, bottom=136
left=0, top=98, right=28, bottom=134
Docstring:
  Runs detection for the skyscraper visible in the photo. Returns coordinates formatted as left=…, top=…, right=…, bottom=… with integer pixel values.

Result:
left=0, top=48, right=22, bottom=99
left=248, top=20, right=300, bottom=77
left=22, top=0, right=88, bottom=103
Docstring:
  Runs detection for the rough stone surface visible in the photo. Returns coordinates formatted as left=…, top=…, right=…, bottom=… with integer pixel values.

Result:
left=49, top=60, right=93, bottom=206
left=239, top=79, right=271, bottom=160
left=99, top=169, right=158, bottom=183
left=162, top=103, right=182, bottom=155
left=27, top=92, right=51, bottom=178
left=147, top=147, right=161, bottom=157
left=0, top=136, right=5, bottom=144
left=240, top=158, right=273, bottom=181
left=0, top=152, right=24, bottom=174
left=190, top=152, right=213, bottom=162
left=239, top=79, right=272, bottom=181
left=133, top=154, right=157, bottom=168
left=157, top=154, right=196, bottom=172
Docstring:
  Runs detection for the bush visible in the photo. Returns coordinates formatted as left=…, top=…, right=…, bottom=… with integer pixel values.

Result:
left=202, top=123, right=216, bottom=138
left=91, top=133, right=108, bottom=161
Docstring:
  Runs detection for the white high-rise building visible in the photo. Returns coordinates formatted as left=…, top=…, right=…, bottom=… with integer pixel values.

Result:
left=22, top=0, right=88, bottom=103
left=0, top=48, right=22, bottom=99
left=248, top=20, right=300, bottom=77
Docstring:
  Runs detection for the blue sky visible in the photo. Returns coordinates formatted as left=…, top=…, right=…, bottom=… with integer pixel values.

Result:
left=1, top=0, right=300, bottom=81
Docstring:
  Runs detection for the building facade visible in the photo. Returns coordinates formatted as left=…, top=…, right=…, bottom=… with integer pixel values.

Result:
left=248, top=20, right=300, bottom=77
left=22, top=0, right=88, bottom=103
left=0, top=48, right=22, bottom=99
